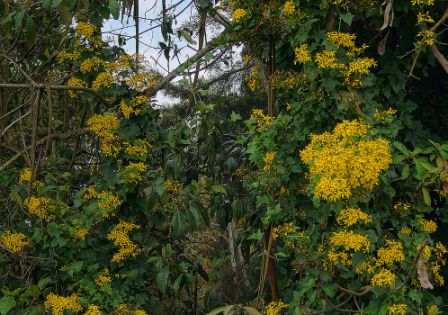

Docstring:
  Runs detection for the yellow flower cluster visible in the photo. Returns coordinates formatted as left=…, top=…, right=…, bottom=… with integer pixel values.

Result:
left=327, top=250, right=352, bottom=266
left=345, top=57, right=377, bottom=85
left=124, top=141, right=150, bottom=159
left=294, top=44, right=311, bottom=64
left=328, top=32, right=356, bottom=49
left=19, top=168, right=32, bottom=183
left=265, top=301, right=288, bottom=315
left=420, top=219, right=437, bottom=233
left=435, top=242, right=447, bottom=264
left=262, top=151, right=276, bottom=172
left=250, top=109, right=274, bottom=128
left=282, top=1, right=296, bottom=16
left=245, top=66, right=260, bottom=92
left=370, top=268, right=396, bottom=287
left=374, top=108, right=397, bottom=121
left=272, top=223, right=295, bottom=240
left=73, top=227, right=88, bottom=240
left=83, top=187, right=122, bottom=218
left=376, top=240, right=405, bottom=266
left=107, top=221, right=141, bottom=263
left=315, top=50, right=340, bottom=69
left=417, top=30, right=435, bottom=46
left=95, top=268, right=112, bottom=287
left=336, top=207, right=372, bottom=227
left=164, top=179, right=183, bottom=193
left=123, top=162, right=147, bottom=183
left=0, top=231, right=31, bottom=253
left=25, top=196, right=57, bottom=220
left=300, top=120, right=392, bottom=201
left=399, top=226, right=412, bottom=235
left=417, top=11, right=434, bottom=24
left=114, top=304, right=148, bottom=315
left=87, top=113, right=121, bottom=157
left=431, top=263, right=444, bottom=286
left=232, top=8, right=247, bottom=22
left=75, top=22, right=96, bottom=38
left=80, top=57, right=103, bottom=73
left=92, top=72, right=114, bottom=90
left=120, top=96, right=148, bottom=119
left=388, top=304, right=407, bottom=315
left=393, top=201, right=411, bottom=213
left=411, top=0, right=434, bottom=6
left=57, top=50, right=81, bottom=64
left=427, top=305, right=439, bottom=314
left=330, top=230, right=370, bottom=253
left=66, top=77, right=85, bottom=97
left=85, top=305, right=101, bottom=315
left=44, top=293, right=83, bottom=315
left=125, top=72, right=157, bottom=91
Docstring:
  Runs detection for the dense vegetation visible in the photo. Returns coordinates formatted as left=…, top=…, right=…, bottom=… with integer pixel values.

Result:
left=0, top=0, right=448, bottom=314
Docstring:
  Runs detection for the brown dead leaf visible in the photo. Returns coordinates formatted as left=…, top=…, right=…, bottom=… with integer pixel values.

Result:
left=417, top=256, right=434, bottom=289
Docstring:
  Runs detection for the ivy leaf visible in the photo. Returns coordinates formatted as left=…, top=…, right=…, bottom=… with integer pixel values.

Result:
left=0, top=296, right=16, bottom=315
left=230, top=111, right=242, bottom=122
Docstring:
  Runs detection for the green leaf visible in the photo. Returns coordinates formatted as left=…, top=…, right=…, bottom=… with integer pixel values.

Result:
left=321, top=283, right=336, bottom=297
left=173, top=275, right=183, bottom=295
left=156, top=266, right=169, bottom=294
left=393, top=142, right=410, bottom=157
left=211, top=184, right=227, bottom=195
left=0, top=296, right=16, bottom=315
left=206, top=305, right=235, bottom=315
left=401, top=164, right=410, bottom=180
left=189, top=205, right=200, bottom=228
left=191, top=199, right=210, bottom=225
left=339, top=12, right=353, bottom=25
left=422, top=187, right=431, bottom=206
left=171, top=211, right=183, bottom=235
left=243, top=307, right=262, bottom=315
left=109, top=0, right=119, bottom=19
left=230, top=111, right=242, bottom=122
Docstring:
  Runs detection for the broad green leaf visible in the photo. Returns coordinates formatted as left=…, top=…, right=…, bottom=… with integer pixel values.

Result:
left=171, top=211, right=183, bottom=235
left=156, top=266, right=169, bottom=295
left=339, top=12, right=353, bottom=25
left=422, top=187, right=431, bottom=206
left=230, top=111, right=242, bottom=122
left=0, top=296, right=16, bottom=315
left=109, top=0, right=119, bottom=19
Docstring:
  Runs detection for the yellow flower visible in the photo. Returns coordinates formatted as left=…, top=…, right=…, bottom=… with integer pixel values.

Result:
left=262, top=151, right=276, bottom=172
left=417, top=30, right=435, bottom=46
left=73, top=228, right=88, bottom=240
left=417, top=11, right=435, bottom=24
left=164, top=179, right=182, bottom=193
left=19, top=168, right=32, bottom=183
left=330, top=230, right=370, bottom=253
left=107, top=221, right=141, bottom=263
left=388, top=304, right=407, bottom=315
left=0, top=231, right=31, bottom=253
left=25, top=196, right=57, bottom=220
left=294, top=44, right=311, bottom=64
left=123, top=162, right=147, bottom=183
left=300, top=120, right=392, bottom=201
left=66, top=77, right=85, bottom=97
left=95, top=268, right=112, bottom=287
left=327, top=32, right=356, bottom=48
left=75, top=21, right=96, bottom=38
left=336, top=207, right=372, bottom=227
left=399, top=227, right=412, bottom=235
left=123, top=141, right=149, bottom=159
left=44, top=293, right=83, bottom=315
left=315, top=50, right=340, bottom=69
left=57, top=50, right=81, bottom=64
left=327, top=250, right=352, bottom=266
left=250, top=108, right=274, bottom=128
left=92, top=72, right=114, bottom=90
left=376, top=240, right=405, bottom=266
left=80, top=57, right=103, bottom=73
left=232, top=8, right=247, bottom=22
left=87, top=113, right=120, bottom=140
left=265, top=301, right=288, bottom=315
left=432, top=263, right=444, bottom=286
left=125, top=72, right=157, bottom=91
left=95, top=192, right=122, bottom=218
left=347, top=57, right=377, bottom=75
left=282, top=1, right=296, bottom=16
left=427, top=305, right=440, bottom=314
left=374, top=108, right=398, bottom=121
left=420, top=219, right=437, bottom=233
left=435, top=242, right=447, bottom=264
left=84, top=305, right=101, bottom=315
left=370, top=268, right=396, bottom=287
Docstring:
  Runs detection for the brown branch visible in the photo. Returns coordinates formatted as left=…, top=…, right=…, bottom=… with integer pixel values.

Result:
left=431, top=44, right=448, bottom=74
left=0, top=83, right=112, bottom=106
left=144, top=34, right=223, bottom=97
left=430, top=8, right=448, bottom=32
left=0, top=128, right=88, bottom=172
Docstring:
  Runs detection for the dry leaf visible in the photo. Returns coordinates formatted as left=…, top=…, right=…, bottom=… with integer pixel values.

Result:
left=380, top=0, right=394, bottom=31
left=378, top=29, right=390, bottom=56
left=417, top=256, right=434, bottom=289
